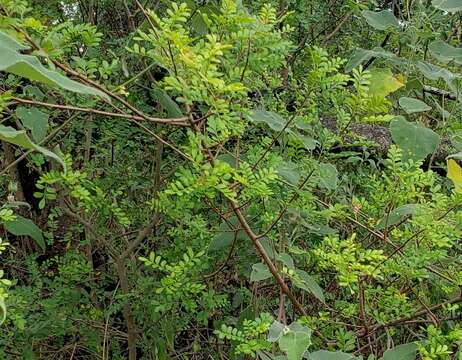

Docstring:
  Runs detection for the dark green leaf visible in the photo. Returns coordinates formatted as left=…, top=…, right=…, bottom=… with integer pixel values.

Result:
left=4, top=215, right=45, bottom=251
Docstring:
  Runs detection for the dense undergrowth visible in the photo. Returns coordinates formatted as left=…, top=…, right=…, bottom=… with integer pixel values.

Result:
left=0, top=0, right=461, bottom=359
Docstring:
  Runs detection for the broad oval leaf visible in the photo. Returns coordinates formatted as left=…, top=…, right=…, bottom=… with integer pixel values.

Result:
left=308, top=350, right=357, bottom=360
left=0, top=31, right=108, bottom=100
left=16, top=106, right=49, bottom=142
left=376, top=204, right=419, bottom=229
left=362, top=10, right=399, bottom=30
left=0, top=125, right=65, bottom=169
left=381, top=343, right=418, bottom=360
left=428, top=40, right=462, bottom=64
left=279, top=326, right=312, bottom=360
left=250, top=262, right=272, bottom=282
left=4, top=215, right=45, bottom=251
left=398, top=97, right=432, bottom=114
left=432, top=0, right=462, bottom=12
left=250, top=110, right=288, bottom=132
left=317, top=163, right=338, bottom=191
left=293, top=269, right=325, bottom=302
left=390, top=117, right=440, bottom=161
left=447, top=159, right=462, bottom=193
left=368, top=68, right=405, bottom=98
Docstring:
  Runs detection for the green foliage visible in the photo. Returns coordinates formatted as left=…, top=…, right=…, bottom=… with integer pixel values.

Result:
left=0, top=0, right=461, bottom=359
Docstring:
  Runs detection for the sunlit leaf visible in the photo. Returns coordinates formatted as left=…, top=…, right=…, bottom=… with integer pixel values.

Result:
left=368, top=68, right=405, bottom=98
left=447, top=159, right=462, bottom=193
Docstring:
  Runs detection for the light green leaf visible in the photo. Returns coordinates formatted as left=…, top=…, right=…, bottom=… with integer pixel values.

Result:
left=416, top=61, right=459, bottom=92
left=268, top=321, right=286, bottom=342
left=0, top=298, right=5, bottom=325
left=317, top=163, right=338, bottom=191
left=250, top=110, right=287, bottom=132
left=429, top=40, right=462, bottom=64
left=297, top=134, right=318, bottom=151
left=250, top=263, right=272, bottom=282
left=368, top=68, right=405, bottom=98
left=279, top=326, right=312, bottom=360
left=362, top=10, right=399, bottom=30
left=0, top=31, right=108, bottom=100
left=398, top=97, right=432, bottom=114
left=16, top=106, right=49, bottom=142
left=381, top=343, right=418, bottom=360
left=4, top=215, right=45, bottom=251
left=0, top=125, right=64, bottom=169
left=390, top=117, right=440, bottom=161
left=293, top=269, right=325, bottom=302
left=432, top=0, right=462, bottom=12
left=308, top=350, right=357, bottom=360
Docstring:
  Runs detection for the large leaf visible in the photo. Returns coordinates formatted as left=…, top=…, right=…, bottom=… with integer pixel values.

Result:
left=250, top=110, right=288, bottom=132
left=432, top=0, right=462, bottom=12
left=381, top=343, right=418, bottom=360
left=389, top=117, right=440, bottom=161
left=293, top=269, right=325, bottom=302
left=416, top=61, right=460, bottom=94
left=362, top=10, right=399, bottom=30
left=447, top=159, right=462, bottom=193
left=279, top=324, right=312, bottom=360
left=0, top=125, right=64, bottom=169
left=368, top=68, right=405, bottom=98
left=399, top=97, right=432, bottom=114
left=150, top=87, right=183, bottom=117
left=377, top=204, right=419, bottom=229
left=308, top=350, right=357, bottom=360
left=4, top=215, right=45, bottom=250
left=345, top=47, right=404, bottom=72
left=250, top=263, right=272, bottom=282
left=317, top=163, right=338, bottom=191
left=0, top=31, right=108, bottom=100
left=428, top=40, right=462, bottom=64
left=268, top=321, right=286, bottom=342
left=16, top=106, right=49, bottom=142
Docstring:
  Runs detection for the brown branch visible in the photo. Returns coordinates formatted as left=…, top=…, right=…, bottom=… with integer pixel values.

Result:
left=10, top=97, right=189, bottom=126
